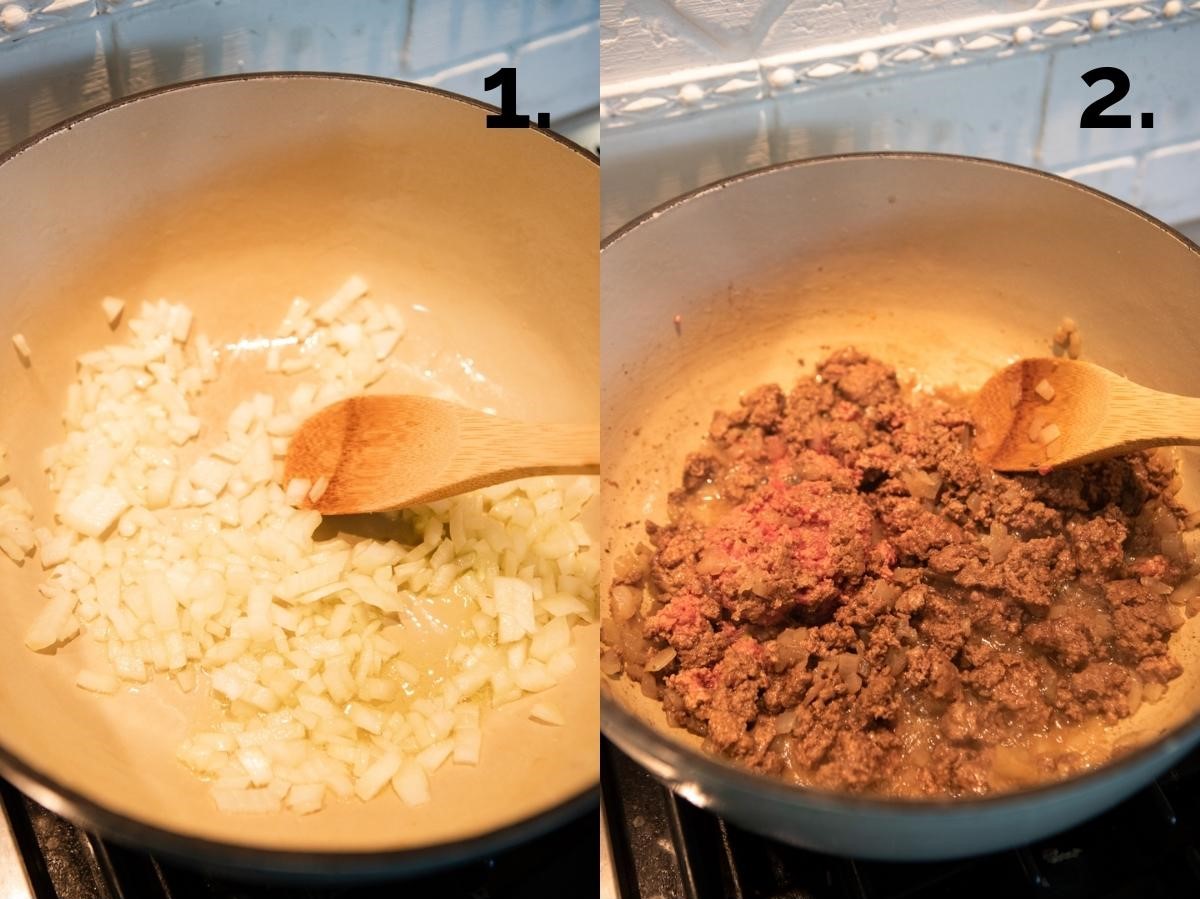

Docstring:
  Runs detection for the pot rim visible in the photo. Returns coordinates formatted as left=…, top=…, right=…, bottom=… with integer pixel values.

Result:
left=0, top=70, right=598, bottom=877
left=602, top=151, right=1197, bottom=251
left=0, top=69, right=598, bottom=170
left=600, top=150, right=1200, bottom=814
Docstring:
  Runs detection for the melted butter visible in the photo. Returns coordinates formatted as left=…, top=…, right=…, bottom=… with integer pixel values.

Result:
left=405, top=587, right=478, bottom=684
left=263, top=299, right=510, bottom=709
left=382, top=583, right=481, bottom=700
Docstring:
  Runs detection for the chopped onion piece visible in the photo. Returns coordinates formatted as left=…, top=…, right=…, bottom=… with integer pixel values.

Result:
left=416, top=740, right=453, bottom=772
left=286, top=783, right=325, bottom=815
left=284, top=478, right=312, bottom=506
left=24, top=591, right=77, bottom=650
left=529, top=702, right=565, bottom=726
left=313, top=275, right=369, bottom=324
left=453, top=727, right=481, bottom=765
left=512, top=660, right=556, bottom=693
left=530, top=616, right=571, bottom=662
left=100, top=297, right=125, bottom=327
left=277, top=558, right=345, bottom=600
left=188, top=456, right=233, bottom=495
left=236, top=747, right=273, bottom=787
left=355, top=750, right=402, bottom=801
left=35, top=528, right=72, bottom=568
left=11, top=333, right=31, bottom=363
left=541, top=594, right=592, bottom=619
left=1, top=517, right=34, bottom=558
left=61, top=485, right=129, bottom=538
left=1027, top=416, right=1044, bottom=442
left=391, top=761, right=430, bottom=807
left=1039, top=423, right=1062, bottom=446
left=645, top=646, right=677, bottom=672
left=495, top=577, right=536, bottom=643
left=75, top=669, right=119, bottom=694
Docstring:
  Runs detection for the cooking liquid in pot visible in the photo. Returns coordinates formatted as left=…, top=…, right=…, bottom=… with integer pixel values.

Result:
left=198, top=317, right=501, bottom=708
left=605, top=348, right=1198, bottom=797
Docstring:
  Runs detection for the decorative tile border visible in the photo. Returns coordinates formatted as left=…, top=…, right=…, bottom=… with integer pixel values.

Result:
left=601, top=0, right=1200, bottom=129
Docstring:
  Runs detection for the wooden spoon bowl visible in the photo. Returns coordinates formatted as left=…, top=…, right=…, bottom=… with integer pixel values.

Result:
left=284, top=395, right=600, bottom=515
left=972, top=358, right=1200, bottom=471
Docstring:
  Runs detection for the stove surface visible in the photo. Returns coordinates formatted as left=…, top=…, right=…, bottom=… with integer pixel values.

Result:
left=602, top=739, right=1200, bottom=899
left=0, top=778, right=597, bottom=898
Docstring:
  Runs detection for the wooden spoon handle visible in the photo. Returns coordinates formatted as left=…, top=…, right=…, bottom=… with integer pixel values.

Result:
left=1095, top=382, right=1200, bottom=455
left=1142, top=392, right=1200, bottom=444
left=517, top=422, right=601, bottom=472
left=455, top=415, right=599, bottom=477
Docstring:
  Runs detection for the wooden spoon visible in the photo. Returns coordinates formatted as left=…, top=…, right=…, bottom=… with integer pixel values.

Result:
left=284, top=395, right=599, bottom=515
left=972, top=357, right=1200, bottom=472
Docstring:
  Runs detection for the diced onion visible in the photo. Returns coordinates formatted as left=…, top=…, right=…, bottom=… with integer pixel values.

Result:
left=416, top=740, right=453, bottom=772
left=775, top=627, right=809, bottom=666
left=284, top=478, right=312, bottom=506
left=354, top=750, right=402, bottom=801
left=75, top=669, right=119, bottom=694
left=899, top=469, right=941, bottom=502
left=645, top=647, right=677, bottom=672
left=308, top=476, right=329, bottom=503
left=611, top=585, right=641, bottom=621
left=1027, top=416, right=1045, bottom=442
left=837, top=653, right=863, bottom=692
left=453, top=727, right=481, bottom=765
left=11, top=333, right=31, bottom=363
left=286, top=783, right=326, bottom=815
left=100, top=297, right=126, bottom=327
left=1038, top=423, right=1062, bottom=446
left=986, top=522, right=1015, bottom=565
left=61, top=485, right=129, bottom=538
left=24, top=591, right=77, bottom=651
left=313, top=275, right=368, bottom=325
left=391, top=761, right=430, bottom=807
left=529, top=702, right=565, bottom=726
left=12, top=283, right=597, bottom=817
left=495, top=577, right=536, bottom=643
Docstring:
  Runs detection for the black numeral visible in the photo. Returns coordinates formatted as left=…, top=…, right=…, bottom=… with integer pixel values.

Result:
left=483, top=67, right=550, bottom=129
left=1080, top=67, right=1132, bottom=128
left=484, top=67, right=530, bottom=129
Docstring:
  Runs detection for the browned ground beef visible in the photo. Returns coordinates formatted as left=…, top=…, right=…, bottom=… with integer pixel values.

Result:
left=609, top=348, right=1193, bottom=797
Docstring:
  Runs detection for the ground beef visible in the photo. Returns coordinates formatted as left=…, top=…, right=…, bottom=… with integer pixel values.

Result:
left=696, top=481, right=876, bottom=624
left=1024, top=614, right=1098, bottom=670
left=608, top=348, right=1194, bottom=797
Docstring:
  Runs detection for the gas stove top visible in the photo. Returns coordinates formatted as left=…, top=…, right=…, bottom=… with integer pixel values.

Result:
left=0, top=778, right=597, bottom=898
left=601, top=739, right=1200, bottom=899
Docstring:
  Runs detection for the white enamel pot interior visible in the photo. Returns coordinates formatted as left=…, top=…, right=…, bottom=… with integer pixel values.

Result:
left=0, top=74, right=598, bottom=878
left=600, top=153, right=1200, bottom=861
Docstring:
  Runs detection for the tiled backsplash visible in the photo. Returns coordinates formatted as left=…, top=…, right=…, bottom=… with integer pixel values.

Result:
left=2, top=1, right=1194, bottom=235
left=0, top=0, right=599, bottom=152
left=600, top=0, right=1200, bottom=234
left=600, top=0, right=1198, bottom=84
